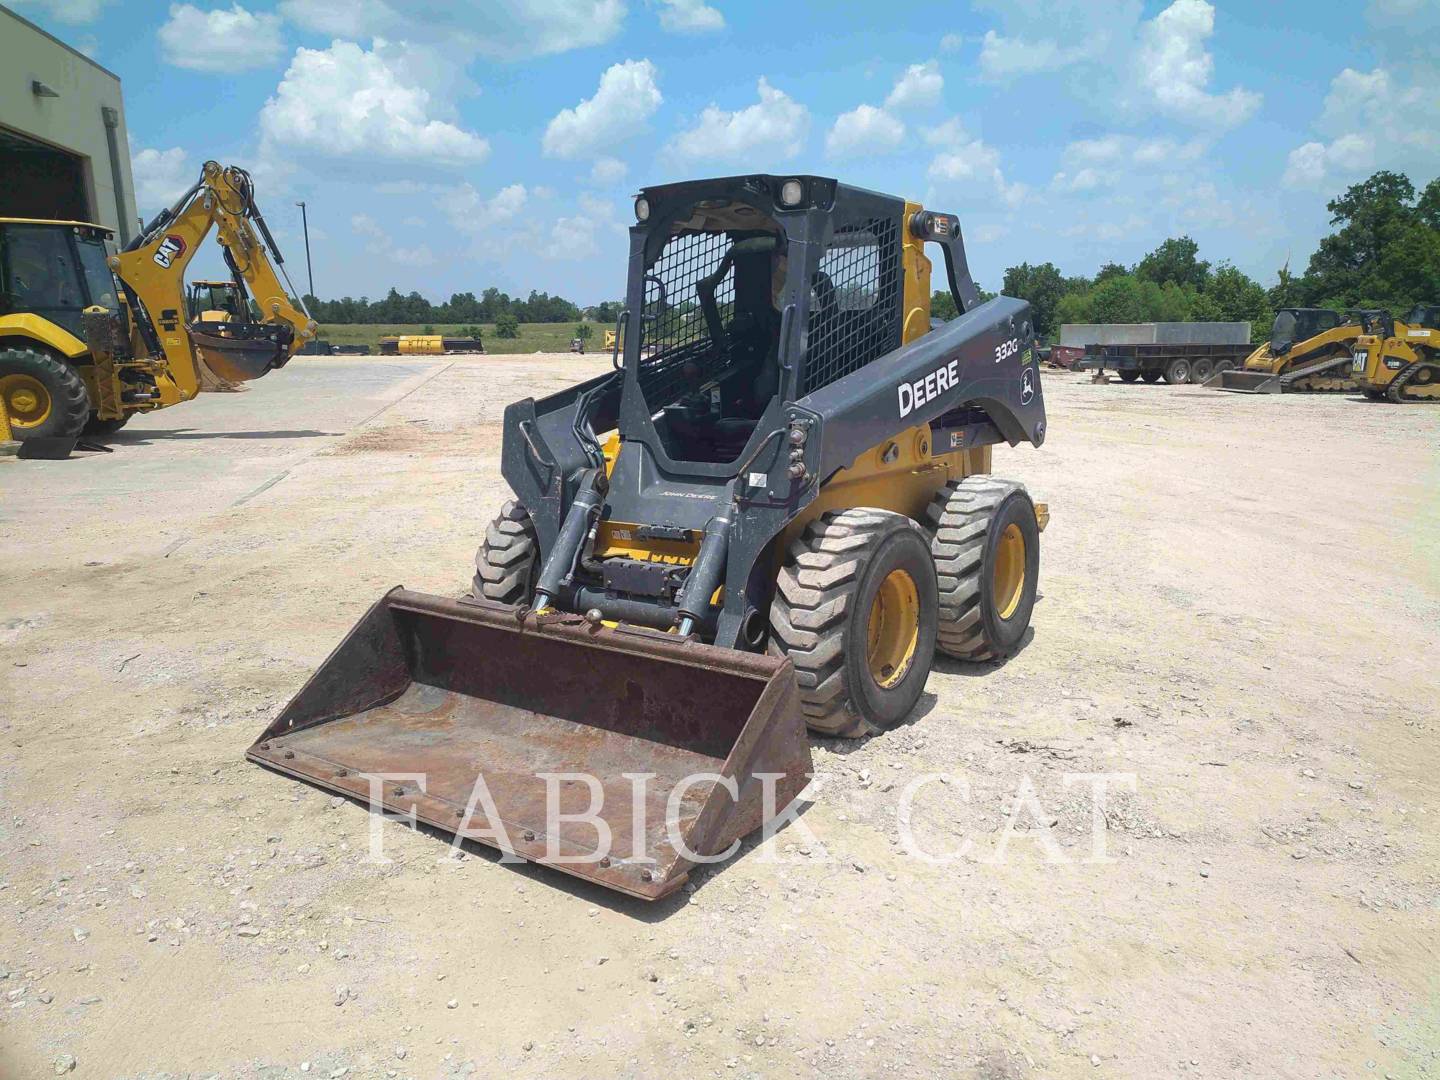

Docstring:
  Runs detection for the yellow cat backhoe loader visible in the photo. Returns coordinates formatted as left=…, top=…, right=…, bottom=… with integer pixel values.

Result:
left=1350, top=304, right=1440, bottom=402
left=0, top=161, right=316, bottom=442
left=1205, top=307, right=1369, bottom=394
left=249, top=174, right=1049, bottom=901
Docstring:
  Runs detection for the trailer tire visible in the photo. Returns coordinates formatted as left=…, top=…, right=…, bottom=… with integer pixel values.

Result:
left=925, top=476, right=1039, bottom=662
left=1118, top=370, right=1141, bottom=383
left=472, top=500, right=540, bottom=603
left=1189, top=357, right=1214, bottom=383
left=0, top=348, right=90, bottom=441
left=1163, top=357, right=1192, bottom=384
left=769, top=508, right=938, bottom=738
left=1140, top=369, right=1163, bottom=383
left=1213, top=359, right=1236, bottom=374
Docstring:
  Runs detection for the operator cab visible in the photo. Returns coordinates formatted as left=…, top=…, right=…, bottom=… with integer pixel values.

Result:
left=633, top=200, right=788, bottom=464
left=0, top=219, right=118, bottom=340
left=1406, top=303, right=1438, bottom=328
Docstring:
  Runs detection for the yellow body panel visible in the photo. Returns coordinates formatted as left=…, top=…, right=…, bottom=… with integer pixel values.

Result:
left=1242, top=323, right=1361, bottom=375
left=0, top=313, right=90, bottom=358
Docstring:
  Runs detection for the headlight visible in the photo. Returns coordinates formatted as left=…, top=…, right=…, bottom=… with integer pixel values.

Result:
left=634, top=196, right=650, bottom=222
left=779, top=179, right=804, bottom=207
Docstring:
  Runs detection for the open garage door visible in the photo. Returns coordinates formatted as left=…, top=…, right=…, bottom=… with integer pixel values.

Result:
left=0, top=126, right=91, bottom=222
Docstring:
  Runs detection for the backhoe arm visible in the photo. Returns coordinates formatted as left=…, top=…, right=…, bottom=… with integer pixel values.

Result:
left=111, top=160, right=316, bottom=400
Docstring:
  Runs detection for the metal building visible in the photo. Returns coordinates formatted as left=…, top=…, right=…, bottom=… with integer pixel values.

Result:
left=0, top=3, right=137, bottom=244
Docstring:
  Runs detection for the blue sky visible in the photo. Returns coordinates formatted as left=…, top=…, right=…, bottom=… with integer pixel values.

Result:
left=13, top=0, right=1438, bottom=306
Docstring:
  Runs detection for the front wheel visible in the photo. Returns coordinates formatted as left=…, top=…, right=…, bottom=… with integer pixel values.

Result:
left=472, top=500, right=540, bottom=603
left=926, top=476, right=1040, bottom=661
left=0, top=349, right=90, bottom=441
left=770, top=509, right=938, bottom=738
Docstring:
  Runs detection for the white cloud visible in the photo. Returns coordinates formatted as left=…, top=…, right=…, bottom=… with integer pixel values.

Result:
left=10, top=0, right=110, bottom=23
left=1062, top=133, right=1208, bottom=168
left=1281, top=40, right=1440, bottom=190
left=1051, top=168, right=1104, bottom=192
left=975, top=1, right=1142, bottom=80
left=543, top=59, right=662, bottom=160
left=1282, top=135, right=1377, bottom=189
left=669, top=78, right=809, bottom=163
left=1136, top=0, right=1259, bottom=129
left=440, top=183, right=529, bottom=233
left=545, top=194, right=622, bottom=261
left=656, top=0, right=723, bottom=33
left=351, top=212, right=436, bottom=267
left=939, top=32, right=964, bottom=53
left=278, top=0, right=626, bottom=60
left=826, top=105, right=904, bottom=159
left=884, top=60, right=943, bottom=111
left=589, top=156, right=629, bottom=185
left=158, top=4, right=284, bottom=73
left=130, top=146, right=194, bottom=215
left=926, top=120, right=1027, bottom=207
left=259, top=41, right=490, bottom=165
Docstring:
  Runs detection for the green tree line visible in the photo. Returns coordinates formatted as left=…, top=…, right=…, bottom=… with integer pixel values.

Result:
left=304, top=286, right=583, bottom=325
left=932, top=170, right=1439, bottom=344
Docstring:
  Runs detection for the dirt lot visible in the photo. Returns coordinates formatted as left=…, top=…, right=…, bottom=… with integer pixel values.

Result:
left=1, top=356, right=1437, bottom=1080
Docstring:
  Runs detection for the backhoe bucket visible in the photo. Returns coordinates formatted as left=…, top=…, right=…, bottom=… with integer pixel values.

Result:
left=246, top=589, right=811, bottom=900
left=1205, top=369, right=1280, bottom=393
left=189, top=326, right=287, bottom=382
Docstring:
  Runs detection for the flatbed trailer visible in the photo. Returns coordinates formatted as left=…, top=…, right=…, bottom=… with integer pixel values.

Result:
left=1073, top=341, right=1254, bottom=385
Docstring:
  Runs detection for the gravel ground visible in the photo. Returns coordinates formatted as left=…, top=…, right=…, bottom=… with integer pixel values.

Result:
left=1, top=356, right=1436, bottom=1079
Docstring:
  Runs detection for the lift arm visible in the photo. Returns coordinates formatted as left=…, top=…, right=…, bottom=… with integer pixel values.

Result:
left=110, top=160, right=316, bottom=400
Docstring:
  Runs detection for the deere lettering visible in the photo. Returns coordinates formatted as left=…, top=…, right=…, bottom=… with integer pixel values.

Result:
left=898, top=358, right=960, bottom=418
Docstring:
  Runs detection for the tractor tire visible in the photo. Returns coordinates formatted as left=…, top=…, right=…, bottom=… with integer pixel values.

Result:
left=1140, top=370, right=1163, bottom=383
left=925, top=476, right=1040, bottom=662
left=83, top=414, right=130, bottom=436
left=1163, top=357, right=1192, bottom=385
left=769, top=508, right=938, bottom=738
left=472, top=500, right=540, bottom=603
left=1118, top=370, right=1141, bottom=384
left=1189, top=357, right=1214, bottom=384
left=0, top=348, right=90, bottom=442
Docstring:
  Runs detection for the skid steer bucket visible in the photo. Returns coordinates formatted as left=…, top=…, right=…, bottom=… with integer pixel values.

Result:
left=246, top=589, right=811, bottom=900
left=1206, top=369, right=1281, bottom=393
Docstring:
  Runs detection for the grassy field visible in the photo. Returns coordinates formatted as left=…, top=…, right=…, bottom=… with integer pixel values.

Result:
left=317, top=322, right=591, bottom=353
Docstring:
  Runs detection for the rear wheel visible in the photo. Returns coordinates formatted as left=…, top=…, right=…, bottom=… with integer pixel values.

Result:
left=472, top=500, right=540, bottom=603
left=926, top=476, right=1040, bottom=661
left=769, top=509, right=938, bottom=738
left=1118, top=370, right=1141, bottom=384
left=0, top=348, right=90, bottom=441
left=1163, top=357, right=1192, bottom=385
left=1189, top=357, right=1214, bottom=384
left=1213, top=359, right=1236, bottom=374
left=1140, top=369, right=1163, bottom=383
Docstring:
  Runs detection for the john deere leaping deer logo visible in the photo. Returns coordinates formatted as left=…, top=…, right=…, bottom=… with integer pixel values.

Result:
left=153, top=234, right=187, bottom=269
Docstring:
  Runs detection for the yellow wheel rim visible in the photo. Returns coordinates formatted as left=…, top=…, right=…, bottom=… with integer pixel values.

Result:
left=993, top=523, right=1026, bottom=620
left=0, top=373, right=52, bottom=429
left=866, top=569, right=919, bottom=689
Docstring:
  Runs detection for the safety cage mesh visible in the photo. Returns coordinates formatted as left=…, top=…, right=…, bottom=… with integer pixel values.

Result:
left=638, top=230, right=736, bottom=405
left=802, top=217, right=901, bottom=394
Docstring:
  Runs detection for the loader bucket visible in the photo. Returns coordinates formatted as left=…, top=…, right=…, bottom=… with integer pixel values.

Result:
left=246, top=589, right=811, bottom=901
left=188, top=327, right=286, bottom=382
left=1205, top=368, right=1281, bottom=393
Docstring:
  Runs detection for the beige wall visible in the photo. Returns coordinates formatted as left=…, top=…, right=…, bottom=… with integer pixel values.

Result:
left=0, top=4, right=137, bottom=242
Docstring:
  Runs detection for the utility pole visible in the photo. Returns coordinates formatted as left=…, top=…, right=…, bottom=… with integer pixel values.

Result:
left=296, top=201, right=315, bottom=300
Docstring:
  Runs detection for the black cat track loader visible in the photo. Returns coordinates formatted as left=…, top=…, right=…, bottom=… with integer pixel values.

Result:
left=249, top=175, right=1049, bottom=900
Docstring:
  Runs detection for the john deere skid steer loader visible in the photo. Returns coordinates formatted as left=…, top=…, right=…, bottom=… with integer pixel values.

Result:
left=249, top=175, right=1048, bottom=899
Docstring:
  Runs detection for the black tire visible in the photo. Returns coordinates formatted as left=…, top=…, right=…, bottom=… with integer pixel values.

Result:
left=1140, top=369, right=1163, bottom=383
left=471, top=500, right=540, bottom=603
left=1118, top=370, right=1141, bottom=384
left=769, top=508, right=938, bottom=738
left=1163, top=357, right=1191, bottom=385
left=1213, top=359, right=1236, bottom=374
left=925, top=476, right=1040, bottom=662
left=1189, top=357, right=1214, bottom=384
left=0, top=348, right=90, bottom=441
left=83, top=414, right=130, bottom=436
